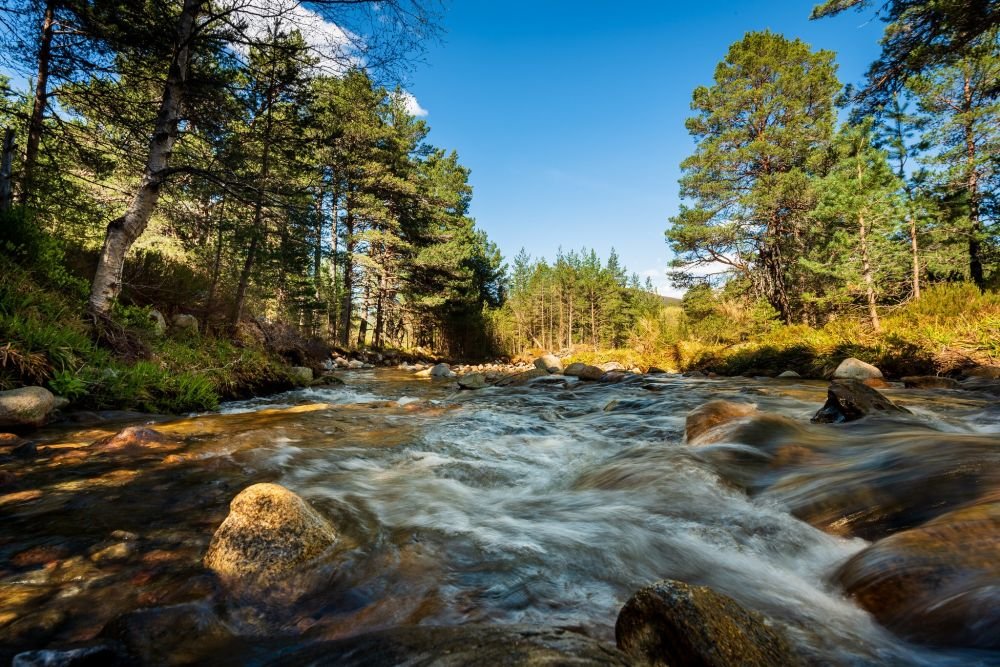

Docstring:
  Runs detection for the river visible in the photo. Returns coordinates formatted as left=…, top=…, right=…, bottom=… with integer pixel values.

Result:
left=2, top=370, right=998, bottom=665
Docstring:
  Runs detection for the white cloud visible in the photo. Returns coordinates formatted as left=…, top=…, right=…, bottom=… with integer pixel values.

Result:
left=398, top=91, right=428, bottom=117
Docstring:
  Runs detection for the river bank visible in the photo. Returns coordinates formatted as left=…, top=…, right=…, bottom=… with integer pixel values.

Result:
left=2, top=369, right=999, bottom=665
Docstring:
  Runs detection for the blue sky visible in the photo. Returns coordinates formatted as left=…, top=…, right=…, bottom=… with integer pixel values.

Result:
left=405, top=0, right=884, bottom=295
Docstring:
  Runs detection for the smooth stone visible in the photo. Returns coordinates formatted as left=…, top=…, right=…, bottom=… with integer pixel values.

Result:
left=836, top=497, right=1000, bottom=649
left=90, top=426, right=175, bottom=452
left=832, top=357, right=883, bottom=381
left=204, top=483, right=337, bottom=586
left=615, top=579, right=802, bottom=667
left=309, top=374, right=344, bottom=387
left=533, top=354, right=563, bottom=373
left=347, top=360, right=364, bottom=370
left=429, top=363, right=454, bottom=378
left=811, top=380, right=909, bottom=424
left=685, top=400, right=757, bottom=444
left=0, top=386, right=58, bottom=429
left=493, top=368, right=550, bottom=387
left=902, top=375, right=961, bottom=390
left=457, top=372, right=488, bottom=390
left=599, top=361, right=625, bottom=372
left=170, top=313, right=199, bottom=335
left=777, top=370, right=801, bottom=378
left=576, top=364, right=605, bottom=381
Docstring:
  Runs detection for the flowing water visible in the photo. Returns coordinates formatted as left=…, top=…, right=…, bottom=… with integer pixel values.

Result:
left=2, top=370, right=999, bottom=665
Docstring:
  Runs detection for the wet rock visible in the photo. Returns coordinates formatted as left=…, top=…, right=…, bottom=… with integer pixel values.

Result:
left=0, top=432, right=26, bottom=447
left=777, top=370, right=801, bottom=378
left=575, top=365, right=605, bottom=381
left=685, top=400, right=757, bottom=444
left=309, top=374, right=344, bottom=387
left=429, top=363, right=454, bottom=378
left=89, top=542, right=135, bottom=564
left=101, top=602, right=232, bottom=665
left=90, top=426, right=175, bottom=452
left=288, top=366, right=313, bottom=385
left=836, top=497, right=1000, bottom=649
left=12, top=440, right=39, bottom=458
left=960, top=377, right=1000, bottom=396
left=683, top=370, right=706, bottom=378
left=12, top=644, right=128, bottom=667
left=347, top=360, right=365, bottom=370
left=259, top=625, right=630, bottom=667
left=902, top=375, right=960, bottom=390
left=832, top=357, right=883, bottom=381
left=615, top=579, right=802, bottom=667
left=563, top=362, right=586, bottom=377
left=647, top=366, right=667, bottom=374
left=811, top=380, right=909, bottom=424
left=170, top=313, right=199, bottom=335
left=0, top=386, right=58, bottom=429
left=862, top=377, right=891, bottom=389
left=149, top=309, right=167, bottom=336
left=457, top=372, right=488, bottom=390
left=204, top=483, right=337, bottom=586
left=533, top=354, right=562, bottom=373
left=964, top=365, right=1000, bottom=379
left=494, top=368, right=550, bottom=387
left=600, top=361, right=625, bottom=372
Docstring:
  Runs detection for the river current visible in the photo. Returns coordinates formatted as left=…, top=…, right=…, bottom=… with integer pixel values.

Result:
left=2, top=370, right=999, bottom=665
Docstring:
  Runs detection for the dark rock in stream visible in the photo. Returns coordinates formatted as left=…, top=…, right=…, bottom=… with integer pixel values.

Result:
left=493, top=368, right=550, bottom=387
left=836, top=495, right=1000, bottom=649
left=204, top=483, right=337, bottom=587
left=615, top=579, right=803, bottom=667
left=100, top=602, right=233, bottom=665
left=240, top=625, right=631, bottom=666
left=902, top=375, right=961, bottom=390
left=685, top=400, right=757, bottom=443
left=810, top=380, right=909, bottom=424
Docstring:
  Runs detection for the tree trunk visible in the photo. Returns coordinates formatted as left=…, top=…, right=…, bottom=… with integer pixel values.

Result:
left=908, top=213, right=920, bottom=299
left=339, top=200, right=354, bottom=347
left=357, top=280, right=370, bottom=348
left=963, top=71, right=984, bottom=289
left=88, top=0, right=201, bottom=318
left=858, top=211, right=881, bottom=332
left=206, top=196, right=226, bottom=312
left=328, top=181, right=340, bottom=338
left=0, top=129, right=14, bottom=212
left=20, top=0, right=56, bottom=206
left=231, top=231, right=259, bottom=327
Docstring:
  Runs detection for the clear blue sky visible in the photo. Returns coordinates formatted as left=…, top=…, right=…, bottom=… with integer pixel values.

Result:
left=405, top=0, right=884, bottom=296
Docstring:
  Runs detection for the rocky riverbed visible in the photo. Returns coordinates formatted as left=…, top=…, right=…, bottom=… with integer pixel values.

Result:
left=2, top=366, right=999, bottom=665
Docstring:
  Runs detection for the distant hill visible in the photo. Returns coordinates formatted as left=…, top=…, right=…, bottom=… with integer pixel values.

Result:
left=659, top=295, right=682, bottom=308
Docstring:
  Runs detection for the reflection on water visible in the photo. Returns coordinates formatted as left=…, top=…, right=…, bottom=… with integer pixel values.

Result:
left=1, top=370, right=998, bottom=664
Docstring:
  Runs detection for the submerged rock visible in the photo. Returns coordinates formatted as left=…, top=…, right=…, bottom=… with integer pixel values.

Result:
left=101, top=602, right=232, bottom=665
left=615, top=579, right=802, bottom=667
left=0, top=386, right=59, bottom=429
left=685, top=400, right=757, bottom=444
left=204, top=483, right=337, bottom=586
left=811, top=380, right=909, bottom=424
left=832, top=357, right=883, bottom=381
left=257, top=625, right=630, bottom=666
left=533, top=354, right=562, bottom=373
left=90, top=426, right=176, bottom=452
left=902, top=375, right=961, bottom=390
left=836, top=497, right=1000, bottom=649
left=457, top=372, right=488, bottom=390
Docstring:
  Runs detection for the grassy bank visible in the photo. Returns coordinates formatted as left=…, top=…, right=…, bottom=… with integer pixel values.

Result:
left=0, top=251, right=295, bottom=414
left=561, top=283, right=999, bottom=379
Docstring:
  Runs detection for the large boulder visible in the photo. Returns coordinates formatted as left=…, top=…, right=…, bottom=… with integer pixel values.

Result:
left=204, top=483, right=337, bottom=586
left=457, top=372, right=488, bottom=390
left=615, top=579, right=802, bottom=667
left=429, top=363, right=454, bottom=378
left=832, top=357, right=883, bottom=381
left=600, top=361, right=625, bottom=372
left=170, top=313, right=199, bottom=335
left=811, top=380, right=909, bottom=424
left=0, top=386, right=59, bottom=429
left=493, top=368, right=550, bottom=387
left=836, top=497, right=1000, bottom=649
left=533, top=354, right=563, bottom=373
left=288, top=366, right=313, bottom=385
left=685, top=400, right=757, bottom=444
left=571, top=364, right=606, bottom=381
